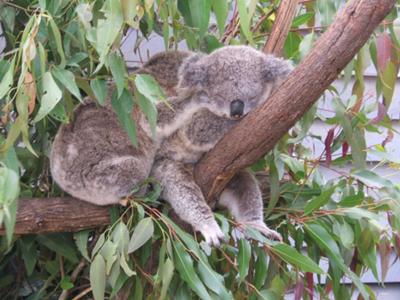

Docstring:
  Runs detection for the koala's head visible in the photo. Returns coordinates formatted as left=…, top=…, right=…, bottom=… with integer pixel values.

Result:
left=177, top=46, right=293, bottom=119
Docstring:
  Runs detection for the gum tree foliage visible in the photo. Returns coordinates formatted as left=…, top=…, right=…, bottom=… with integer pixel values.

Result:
left=0, top=0, right=399, bottom=299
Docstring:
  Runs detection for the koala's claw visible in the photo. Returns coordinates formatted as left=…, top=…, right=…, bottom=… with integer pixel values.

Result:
left=197, top=221, right=226, bottom=247
left=244, top=221, right=282, bottom=242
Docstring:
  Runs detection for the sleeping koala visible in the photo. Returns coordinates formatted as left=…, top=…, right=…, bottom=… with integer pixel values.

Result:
left=151, top=46, right=292, bottom=245
left=50, top=46, right=292, bottom=245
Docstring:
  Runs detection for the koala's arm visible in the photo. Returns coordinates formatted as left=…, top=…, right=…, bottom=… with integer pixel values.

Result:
left=155, top=94, right=210, bottom=139
left=151, top=158, right=225, bottom=246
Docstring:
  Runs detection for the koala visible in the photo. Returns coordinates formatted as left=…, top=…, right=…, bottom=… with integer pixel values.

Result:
left=150, top=46, right=292, bottom=246
left=50, top=46, right=292, bottom=246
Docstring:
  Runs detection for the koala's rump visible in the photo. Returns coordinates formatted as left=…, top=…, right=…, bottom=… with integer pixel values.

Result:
left=50, top=103, right=155, bottom=204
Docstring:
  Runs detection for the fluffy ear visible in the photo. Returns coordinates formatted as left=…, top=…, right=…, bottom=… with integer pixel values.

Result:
left=262, top=55, right=294, bottom=82
left=178, top=53, right=207, bottom=89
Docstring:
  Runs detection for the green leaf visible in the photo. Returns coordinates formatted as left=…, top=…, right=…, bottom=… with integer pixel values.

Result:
left=304, top=186, right=335, bottom=215
left=52, top=67, right=82, bottom=102
left=258, top=289, right=279, bottom=300
left=111, top=89, right=137, bottom=146
left=173, top=242, right=212, bottom=300
left=0, top=164, right=20, bottom=244
left=90, top=254, right=106, bottom=300
left=120, top=252, right=136, bottom=276
left=99, top=240, right=117, bottom=274
left=160, top=258, right=174, bottom=300
left=36, top=234, right=79, bottom=263
left=0, top=56, right=15, bottom=99
left=74, top=230, right=90, bottom=261
left=284, top=32, right=301, bottom=58
left=121, top=0, right=140, bottom=28
left=189, top=0, right=211, bottom=37
left=19, top=237, right=37, bottom=276
left=272, top=243, right=324, bottom=274
left=108, top=53, right=127, bottom=98
left=33, top=72, right=62, bottom=122
left=128, top=217, right=154, bottom=253
left=266, top=153, right=280, bottom=216
left=76, top=3, right=93, bottom=29
left=332, top=220, right=354, bottom=249
left=212, top=0, right=228, bottom=35
left=304, top=223, right=368, bottom=299
left=60, top=276, right=74, bottom=290
left=254, top=248, right=268, bottom=289
left=0, top=6, right=16, bottom=32
left=135, top=74, right=165, bottom=104
left=238, top=238, right=251, bottom=281
left=112, top=222, right=130, bottom=254
left=292, top=12, right=314, bottom=27
left=352, top=169, right=395, bottom=189
left=299, top=32, right=315, bottom=60
left=136, top=91, right=157, bottom=137
left=48, top=18, right=66, bottom=68
left=90, top=78, right=108, bottom=106
left=237, top=0, right=255, bottom=43
left=87, top=0, right=123, bottom=71
left=197, top=260, right=232, bottom=300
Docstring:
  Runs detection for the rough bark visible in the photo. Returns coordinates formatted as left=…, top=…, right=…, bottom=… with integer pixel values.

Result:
left=0, top=0, right=395, bottom=235
left=0, top=198, right=111, bottom=235
left=263, top=0, right=299, bottom=56
left=194, top=0, right=396, bottom=202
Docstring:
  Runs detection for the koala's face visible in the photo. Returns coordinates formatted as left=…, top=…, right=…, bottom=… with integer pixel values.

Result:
left=178, top=46, right=293, bottom=119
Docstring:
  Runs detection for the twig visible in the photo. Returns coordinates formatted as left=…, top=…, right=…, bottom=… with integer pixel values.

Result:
left=263, top=0, right=299, bottom=56
left=58, top=259, right=87, bottom=300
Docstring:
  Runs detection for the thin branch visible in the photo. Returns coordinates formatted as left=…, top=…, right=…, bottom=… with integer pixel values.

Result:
left=263, top=0, right=299, bottom=56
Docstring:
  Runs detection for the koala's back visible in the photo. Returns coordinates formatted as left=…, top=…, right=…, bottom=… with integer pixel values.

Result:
left=50, top=101, right=155, bottom=205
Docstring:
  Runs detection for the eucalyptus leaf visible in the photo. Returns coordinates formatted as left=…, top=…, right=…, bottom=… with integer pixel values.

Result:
left=173, top=242, right=212, bottom=300
left=238, top=238, right=251, bottom=281
left=33, top=72, right=62, bottom=122
left=52, top=67, right=82, bottom=102
left=90, top=255, right=106, bottom=300
left=272, top=243, right=324, bottom=274
left=128, top=217, right=154, bottom=253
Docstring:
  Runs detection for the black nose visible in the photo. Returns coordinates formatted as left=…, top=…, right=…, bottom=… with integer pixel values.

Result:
left=230, top=99, right=244, bottom=117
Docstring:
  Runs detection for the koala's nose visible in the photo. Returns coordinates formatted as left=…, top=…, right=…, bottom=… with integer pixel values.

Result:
left=230, top=99, right=244, bottom=118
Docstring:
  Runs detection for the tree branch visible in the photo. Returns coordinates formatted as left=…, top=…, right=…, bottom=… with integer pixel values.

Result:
left=263, top=0, right=299, bottom=56
left=0, top=0, right=395, bottom=235
left=0, top=198, right=111, bottom=235
left=194, top=0, right=395, bottom=202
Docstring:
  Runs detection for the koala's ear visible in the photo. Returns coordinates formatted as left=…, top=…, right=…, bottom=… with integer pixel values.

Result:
left=262, top=55, right=294, bottom=82
left=178, top=53, right=207, bottom=89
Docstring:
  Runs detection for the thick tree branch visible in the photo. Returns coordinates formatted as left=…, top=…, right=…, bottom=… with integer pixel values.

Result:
left=0, top=198, right=111, bottom=235
left=0, top=0, right=395, bottom=235
left=263, top=0, right=299, bottom=56
left=194, top=0, right=395, bottom=202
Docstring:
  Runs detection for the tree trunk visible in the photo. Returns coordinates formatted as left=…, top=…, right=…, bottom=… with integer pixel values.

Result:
left=0, top=0, right=395, bottom=235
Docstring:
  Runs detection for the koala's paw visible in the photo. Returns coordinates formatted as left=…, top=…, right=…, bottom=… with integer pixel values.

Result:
left=244, top=221, right=282, bottom=242
left=197, top=220, right=226, bottom=247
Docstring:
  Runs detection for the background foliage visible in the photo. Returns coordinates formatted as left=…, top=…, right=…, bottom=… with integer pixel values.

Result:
left=0, top=0, right=400, bottom=299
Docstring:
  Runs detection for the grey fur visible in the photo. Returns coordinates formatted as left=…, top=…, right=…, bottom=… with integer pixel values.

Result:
left=50, top=46, right=292, bottom=245
left=152, top=46, right=292, bottom=245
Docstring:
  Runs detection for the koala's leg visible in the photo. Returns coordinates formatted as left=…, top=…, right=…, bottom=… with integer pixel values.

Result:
left=218, top=170, right=282, bottom=241
left=80, top=156, right=151, bottom=205
left=151, top=159, right=225, bottom=246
